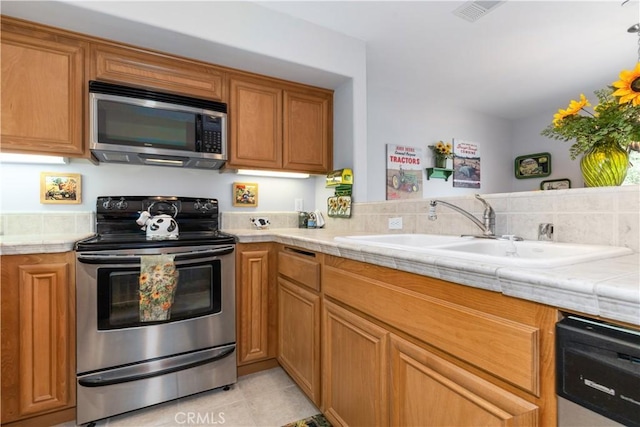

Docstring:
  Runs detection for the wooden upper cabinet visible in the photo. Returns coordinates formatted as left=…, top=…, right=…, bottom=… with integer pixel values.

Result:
left=1, top=17, right=88, bottom=157
left=283, top=89, right=332, bottom=173
left=228, top=74, right=333, bottom=174
left=228, top=77, right=283, bottom=169
left=91, top=43, right=225, bottom=101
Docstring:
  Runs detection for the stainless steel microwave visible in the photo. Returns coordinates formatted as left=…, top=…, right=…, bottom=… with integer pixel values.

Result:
left=89, top=80, right=227, bottom=169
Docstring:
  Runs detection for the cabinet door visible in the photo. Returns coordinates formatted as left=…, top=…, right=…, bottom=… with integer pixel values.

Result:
left=1, top=18, right=87, bottom=156
left=236, top=244, right=276, bottom=365
left=322, top=300, right=389, bottom=427
left=283, top=89, right=333, bottom=173
left=92, top=43, right=225, bottom=101
left=1, top=252, right=75, bottom=424
left=390, top=335, right=538, bottom=427
left=277, top=277, right=321, bottom=405
left=228, top=77, right=282, bottom=169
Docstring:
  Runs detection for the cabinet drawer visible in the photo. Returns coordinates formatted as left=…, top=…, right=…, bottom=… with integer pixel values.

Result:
left=278, top=248, right=320, bottom=292
left=324, top=265, right=540, bottom=395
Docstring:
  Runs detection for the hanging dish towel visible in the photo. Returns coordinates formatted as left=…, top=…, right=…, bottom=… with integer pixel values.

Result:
left=139, top=254, right=179, bottom=322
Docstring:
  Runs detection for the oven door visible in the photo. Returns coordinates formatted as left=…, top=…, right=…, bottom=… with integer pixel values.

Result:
left=76, top=245, right=235, bottom=374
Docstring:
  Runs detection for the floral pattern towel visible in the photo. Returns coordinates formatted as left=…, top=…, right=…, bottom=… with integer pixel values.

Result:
left=139, top=254, right=179, bottom=322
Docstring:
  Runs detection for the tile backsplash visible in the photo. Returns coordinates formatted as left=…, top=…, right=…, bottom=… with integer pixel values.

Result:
left=224, top=186, right=639, bottom=252
left=1, top=212, right=95, bottom=236
left=3, top=187, right=637, bottom=253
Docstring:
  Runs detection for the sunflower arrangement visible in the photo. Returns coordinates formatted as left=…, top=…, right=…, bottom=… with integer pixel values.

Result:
left=541, top=63, right=640, bottom=159
left=429, top=141, right=454, bottom=159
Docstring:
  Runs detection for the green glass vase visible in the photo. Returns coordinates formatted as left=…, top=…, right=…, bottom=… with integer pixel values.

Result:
left=579, top=139, right=629, bottom=187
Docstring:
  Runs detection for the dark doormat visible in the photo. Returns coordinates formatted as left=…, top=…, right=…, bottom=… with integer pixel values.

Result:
left=281, top=413, right=332, bottom=427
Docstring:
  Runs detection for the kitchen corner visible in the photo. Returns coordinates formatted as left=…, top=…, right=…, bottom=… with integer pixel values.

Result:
left=228, top=227, right=640, bottom=327
left=1, top=203, right=637, bottom=327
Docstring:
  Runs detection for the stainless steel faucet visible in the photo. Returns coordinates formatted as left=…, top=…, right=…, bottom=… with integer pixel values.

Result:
left=429, top=194, right=496, bottom=237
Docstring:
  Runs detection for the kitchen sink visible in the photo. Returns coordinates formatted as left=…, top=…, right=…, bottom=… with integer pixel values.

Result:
left=334, top=234, right=473, bottom=249
left=334, top=234, right=634, bottom=267
left=430, top=239, right=634, bottom=267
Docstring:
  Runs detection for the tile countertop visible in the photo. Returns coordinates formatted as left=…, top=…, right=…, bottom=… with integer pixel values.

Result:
left=0, top=233, right=94, bottom=256
left=227, top=228, right=640, bottom=327
left=1, top=229, right=637, bottom=326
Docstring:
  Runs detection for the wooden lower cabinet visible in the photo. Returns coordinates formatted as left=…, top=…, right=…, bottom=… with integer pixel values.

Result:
left=277, top=276, right=321, bottom=405
left=236, top=243, right=276, bottom=366
left=1, top=252, right=76, bottom=426
left=322, top=300, right=389, bottom=427
left=321, top=255, right=557, bottom=426
left=390, top=335, right=538, bottom=427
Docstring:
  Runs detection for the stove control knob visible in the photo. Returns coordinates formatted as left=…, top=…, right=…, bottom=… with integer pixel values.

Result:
left=102, top=197, right=114, bottom=210
left=194, top=199, right=204, bottom=211
left=116, top=198, right=128, bottom=210
left=204, top=202, right=215, bottom=211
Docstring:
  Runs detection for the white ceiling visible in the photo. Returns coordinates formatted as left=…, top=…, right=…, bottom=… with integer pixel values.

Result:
left=257, top=0, right=640, bottom=119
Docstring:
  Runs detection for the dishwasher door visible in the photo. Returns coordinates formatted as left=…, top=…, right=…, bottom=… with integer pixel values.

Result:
left=556, top=315, right=640, bottom=427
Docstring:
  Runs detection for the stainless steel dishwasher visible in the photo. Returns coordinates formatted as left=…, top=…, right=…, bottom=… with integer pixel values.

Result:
left=556, top=315, right=640, bottom=427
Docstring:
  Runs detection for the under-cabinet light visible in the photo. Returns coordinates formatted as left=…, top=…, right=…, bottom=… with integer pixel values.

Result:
left=0, top=153, right=69, bottom=165
left=236, top=169, right=310, bottom=179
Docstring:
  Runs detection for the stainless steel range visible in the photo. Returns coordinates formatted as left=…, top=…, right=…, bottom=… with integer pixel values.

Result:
left=75, top=196, right=236, bottom=425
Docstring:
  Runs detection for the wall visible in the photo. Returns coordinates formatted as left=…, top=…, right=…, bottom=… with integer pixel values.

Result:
left=0, top=160, right=317, bottom=213
left=0, top=1, right=367, bottom=214
left=366, top=84, right=513, bottom=201
left=2, top=1, right=637, bottom=216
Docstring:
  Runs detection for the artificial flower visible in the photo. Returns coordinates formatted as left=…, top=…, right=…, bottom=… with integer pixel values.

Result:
left=612, top=62, right=640, bottom=106
left=429, top=141, right=453, bottom=158
left=541, top=65, right=640, bottom=159
left=552, top=94, right=590, bottom=127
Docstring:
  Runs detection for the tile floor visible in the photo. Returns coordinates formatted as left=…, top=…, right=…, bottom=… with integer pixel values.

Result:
left=56, top=367, right=320, bottom=427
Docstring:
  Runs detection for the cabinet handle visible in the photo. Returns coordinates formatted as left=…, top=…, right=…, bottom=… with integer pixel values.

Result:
left=283, top=246, right=316, bottom=258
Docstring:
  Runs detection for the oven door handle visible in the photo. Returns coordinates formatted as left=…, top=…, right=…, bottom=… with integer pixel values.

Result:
left=77, top=246, right=234, bottom=264
left=78, top=344, right=235, bottom=387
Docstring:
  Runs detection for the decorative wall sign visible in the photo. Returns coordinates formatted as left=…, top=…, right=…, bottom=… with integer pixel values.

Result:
left=452, top=139, right=481, bottom=188
left=515, top=152, right=551, bottom=179
left=40, top=172, right=81, bottom=204
left=327, top=195, right=352, bottom=218
left=386, top=144, right=424, bottom=200
left=540, top=178, right=571, bottom=190
left=233, top=182, right=258, bottom=207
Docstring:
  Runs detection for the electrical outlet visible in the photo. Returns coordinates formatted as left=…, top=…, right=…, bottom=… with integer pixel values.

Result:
left=295, top=198, right=304, bottom=211
left=388, top=217, right=403, bottom=230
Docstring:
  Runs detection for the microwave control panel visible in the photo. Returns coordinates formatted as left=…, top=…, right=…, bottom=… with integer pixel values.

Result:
left=199, top=115, right=224, bottom=154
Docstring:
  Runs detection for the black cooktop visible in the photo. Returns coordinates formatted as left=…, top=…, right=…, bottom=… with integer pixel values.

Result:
left=75, top=196, right=236, bottom=251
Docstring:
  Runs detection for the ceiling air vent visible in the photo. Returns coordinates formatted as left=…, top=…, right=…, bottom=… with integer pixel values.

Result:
left=453, top=1, right=505, bottom=22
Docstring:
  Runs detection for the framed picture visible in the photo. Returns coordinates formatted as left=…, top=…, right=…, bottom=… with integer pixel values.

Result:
left=233, top=182, right=258, bottom=207
left=540, top=178, right=571, bottom=190
left=40, top=172, right=81, bottom=204
left=514, top=152, right=551, bottom=179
